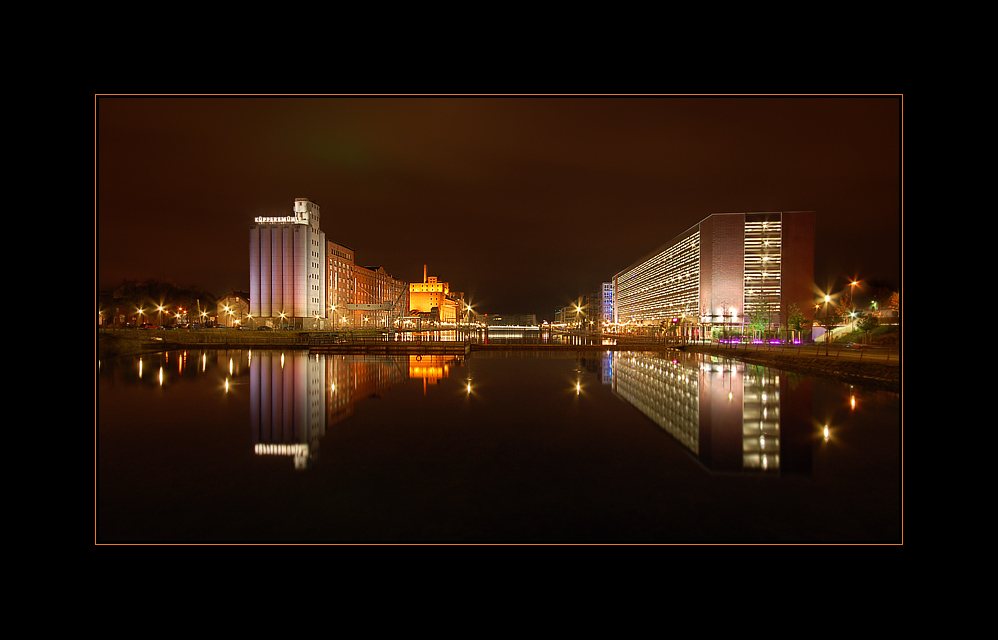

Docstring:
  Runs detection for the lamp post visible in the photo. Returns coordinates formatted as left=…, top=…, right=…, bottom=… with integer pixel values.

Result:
left=819, top=294, right=838, bottom=356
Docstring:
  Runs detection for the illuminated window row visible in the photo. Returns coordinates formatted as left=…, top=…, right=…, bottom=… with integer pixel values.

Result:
left=617, top=234, right=700, bottom=323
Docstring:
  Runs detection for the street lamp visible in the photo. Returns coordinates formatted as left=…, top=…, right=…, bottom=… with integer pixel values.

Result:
left=818, top=294, right=838, bottom=356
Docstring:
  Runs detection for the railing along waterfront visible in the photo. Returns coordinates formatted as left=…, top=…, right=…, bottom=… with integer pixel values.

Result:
left=99, top=328, right=897, bottom=362
left=679, top=338, right=898, bottom=363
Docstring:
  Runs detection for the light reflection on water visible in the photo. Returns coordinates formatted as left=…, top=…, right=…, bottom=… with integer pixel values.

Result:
left=97, top=348, right=900, bottom=543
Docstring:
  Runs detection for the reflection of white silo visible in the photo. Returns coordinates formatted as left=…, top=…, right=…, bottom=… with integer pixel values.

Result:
left=250, top=352, right=326, bottom=469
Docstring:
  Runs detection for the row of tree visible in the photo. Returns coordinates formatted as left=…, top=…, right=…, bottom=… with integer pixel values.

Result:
left=98, top=279, right=221, bottom=325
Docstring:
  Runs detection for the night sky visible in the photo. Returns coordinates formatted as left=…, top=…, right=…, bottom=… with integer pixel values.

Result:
left=96, top=95, right=901, bottom=319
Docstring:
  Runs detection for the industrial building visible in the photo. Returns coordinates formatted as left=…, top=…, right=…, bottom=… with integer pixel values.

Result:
left=326, top=237, right=408, bottom=329
left=409, top=266, right=462, bottom=323
left=249, top=198, right=407, bottom=330
left=249, top=198, right=327, bottom=327
left=612, top=211, right=814, bottom=336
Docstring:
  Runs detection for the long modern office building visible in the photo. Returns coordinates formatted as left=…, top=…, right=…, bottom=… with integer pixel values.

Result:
left=249, top=198, right=327, bottom=326
left=613, top=211, right=814, bottom=333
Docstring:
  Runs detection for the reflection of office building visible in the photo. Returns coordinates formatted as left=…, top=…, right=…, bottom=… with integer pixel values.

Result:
left=613, top=212, right=814, bottom=333
left=609, top=351, right=812, bottom=474
left=249, top=198, right=327, bottom=327
left=250, top=351, right=327, bottom=469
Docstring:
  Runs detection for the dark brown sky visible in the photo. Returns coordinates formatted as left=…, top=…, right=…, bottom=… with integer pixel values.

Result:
left=96, top=95, right=901, bottom=318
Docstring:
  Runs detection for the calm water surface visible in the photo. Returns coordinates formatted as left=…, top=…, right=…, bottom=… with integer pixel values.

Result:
left=97, top=348, right=901, bottom=543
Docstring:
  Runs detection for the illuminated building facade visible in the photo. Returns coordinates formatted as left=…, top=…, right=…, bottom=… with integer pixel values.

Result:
left=249, top=198, right=327, bottom=327
left=326, top=241, right=355, bottom=329
left=218, top=291, right=250, bottom=328
left=354, top=264, right=408, bottom=329
left=486, top=313, right=537, bottom=327
left=410, top=266, right=459, bottom=322
left=602, top=282, right=614, bottom=325
left=613, top=211, right=814, bottom=333
left=326, top=240, right=408, bottom=330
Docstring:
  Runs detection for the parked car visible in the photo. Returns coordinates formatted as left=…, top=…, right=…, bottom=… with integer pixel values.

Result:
left=257, top=326, right=273, bottom=331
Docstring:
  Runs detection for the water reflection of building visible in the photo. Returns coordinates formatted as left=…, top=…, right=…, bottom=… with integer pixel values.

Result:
left=609, top=351, right=812, bottom=474
left=326, top=354, right=408, bottom=426
left=409, top=354, right=462, bottom=394
left=251, top=352, right=463, bottom=468
left=250, top=351, right=327, bottom=469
